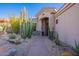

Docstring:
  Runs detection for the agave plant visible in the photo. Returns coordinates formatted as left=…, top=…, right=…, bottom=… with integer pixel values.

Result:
left=9, top=33, right=16, bottom=39
left=0, top=24, right=6, bottom=32
left=48, top=28, right=53, bottom=40
left=48, top=29, right=60, bottom=45
left=74, top=40, right=79, bottom=54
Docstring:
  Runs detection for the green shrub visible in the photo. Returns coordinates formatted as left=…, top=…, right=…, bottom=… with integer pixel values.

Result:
left=10, top=16, right=20, bottom=34
left=48, top=31, right=53, bottom=40
left=53, top=31, right=60, bottom=45
left=48, top=29, right=60, bottom=45
left=0, top=24, right=6, bottom=32
left=9, top=33, right=16, bottom=39
left=74, top=40, right=79, bottom=54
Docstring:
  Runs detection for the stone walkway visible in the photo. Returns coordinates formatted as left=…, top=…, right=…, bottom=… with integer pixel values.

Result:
left=27, top=36, right=52, bottom=56
left=0, top=34, right=64, bottom=56
left=13, top=36, right=64, bottom=56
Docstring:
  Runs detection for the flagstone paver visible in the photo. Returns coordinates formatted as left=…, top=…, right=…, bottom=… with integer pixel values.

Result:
left=0, top=35, right=64, bottom=56
left=14, top=36, right=63, bottom=56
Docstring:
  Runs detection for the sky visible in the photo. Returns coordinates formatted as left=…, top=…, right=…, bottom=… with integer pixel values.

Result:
left=0, top=3, right=64, bottom=19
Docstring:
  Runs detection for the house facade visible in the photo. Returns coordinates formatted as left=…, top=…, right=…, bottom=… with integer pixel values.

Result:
left=55, top=3, right=79, bottom=48
left=36, top=8, right=56, bottom=36
left=36, top=3, right=79, bottom=48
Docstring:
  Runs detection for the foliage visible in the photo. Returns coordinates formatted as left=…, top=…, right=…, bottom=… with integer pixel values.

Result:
left=48, top=29, right=60, bottom=45
left=9, top=7, right=33, bottom=39
left=10, top=16, right=20, bottom=34
left=48, top=28, right=53, bottom=40
left=9, top=33, right=16, bottom=39
left=74, top=40, right=79, bottom=54
left=20, top=19, right=32, bottom=39
left=8, top=34, right=21, bottom=44
left=53, top=31, right=60, bottom=45
left=0, top=24, right=6, bottom=32
left=0, top=26, right=3, bottom=31
left=2, top=24, right=6, bottom=31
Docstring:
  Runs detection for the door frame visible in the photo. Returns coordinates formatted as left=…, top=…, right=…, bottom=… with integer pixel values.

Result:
left=41, top=17, right=49, bottom=36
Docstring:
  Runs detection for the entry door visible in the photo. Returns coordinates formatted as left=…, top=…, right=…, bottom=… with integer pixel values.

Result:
left=42, top=18, right=49, bottom=36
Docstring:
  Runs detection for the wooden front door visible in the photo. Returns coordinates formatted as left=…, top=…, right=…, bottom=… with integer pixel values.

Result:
left=42, top=17, right=49, bottom=36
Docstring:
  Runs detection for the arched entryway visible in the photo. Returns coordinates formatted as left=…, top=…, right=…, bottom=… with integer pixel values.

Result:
left=41, top=17, right=49, bottom=36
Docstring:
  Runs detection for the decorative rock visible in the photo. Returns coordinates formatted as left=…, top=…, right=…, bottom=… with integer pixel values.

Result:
left=62, top=51, right=73, bottom=56
left=0, top=44, right=16, bottom=56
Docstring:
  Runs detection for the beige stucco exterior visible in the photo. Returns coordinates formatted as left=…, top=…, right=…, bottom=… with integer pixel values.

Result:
left=55, top=3, right=79, bottom=47
left=36, top=3, right=79, bottom=47
left=36, top=8, right=56, bottom=32
left=36, top=19, right=42, bottom=31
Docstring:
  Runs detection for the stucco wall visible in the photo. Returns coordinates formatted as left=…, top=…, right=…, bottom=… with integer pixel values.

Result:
left=55, top=4, right=79, bottom=47
left=36, top=10, right=55, bottom=31
left=36, top=19, right=42, bottom=31
left=36, top=8, right=56, bottom=32
left=49, top=14, right=55, bottom=31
